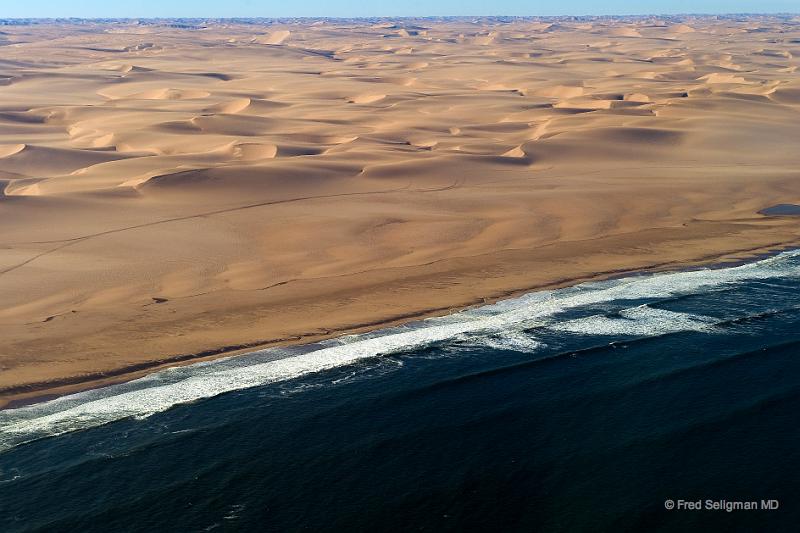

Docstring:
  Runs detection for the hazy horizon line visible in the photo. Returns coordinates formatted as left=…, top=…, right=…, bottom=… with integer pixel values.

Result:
left=2, top=12, right=798, bottom=20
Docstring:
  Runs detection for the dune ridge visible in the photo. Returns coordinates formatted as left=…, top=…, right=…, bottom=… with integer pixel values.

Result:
left=1, top=17, right=800, bottom=406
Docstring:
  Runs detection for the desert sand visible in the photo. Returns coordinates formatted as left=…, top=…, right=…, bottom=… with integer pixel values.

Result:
left=2, top=16, right=800, bottom=406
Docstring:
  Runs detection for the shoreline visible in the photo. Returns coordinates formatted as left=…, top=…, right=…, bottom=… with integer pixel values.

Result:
left=4, top=19, right=800, bottom=413
left=4, top=238, right=798, bottom=411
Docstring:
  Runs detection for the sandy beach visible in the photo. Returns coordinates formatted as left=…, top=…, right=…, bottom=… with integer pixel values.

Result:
left=2, top=16, right=800, bottom=406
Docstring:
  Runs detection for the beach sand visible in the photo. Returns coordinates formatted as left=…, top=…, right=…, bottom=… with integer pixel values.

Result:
left=2, top=16, right=800, bottom=406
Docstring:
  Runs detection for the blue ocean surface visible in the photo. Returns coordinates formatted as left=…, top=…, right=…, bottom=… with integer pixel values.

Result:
left=1, top=250, right=800, bottom=532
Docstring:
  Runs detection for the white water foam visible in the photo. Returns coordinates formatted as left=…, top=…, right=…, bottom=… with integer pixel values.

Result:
left=1, top=250, right=798, bottom=452
left=551, top=305, right=718, bottom=336
left=465, top=331, right=545, bottom=352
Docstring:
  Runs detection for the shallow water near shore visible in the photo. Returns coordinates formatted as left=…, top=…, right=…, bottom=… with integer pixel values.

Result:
left=2, top=250, right=800, bottom=531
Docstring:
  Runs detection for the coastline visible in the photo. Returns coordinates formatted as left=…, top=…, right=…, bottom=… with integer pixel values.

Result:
left=4, top=234, right=798, bottom=410
left=4, top=20, right=800, bottom=413
left=5, top=220, right=800, bottom=533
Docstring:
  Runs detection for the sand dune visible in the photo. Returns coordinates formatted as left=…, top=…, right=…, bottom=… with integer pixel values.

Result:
left=100, top=87, right=212, bottom=100
left=2, top=17, right=800, bottom=405
left=256, top=30, right=291, bottom=45
left=231, top=142, right=279, bottom=160
left=608, top=27, right=642, bottom=37
left=0, top=144, right=132, bottom=176
left=348, top=93, right=387, bottom=104
left=0, top=144, right=25, bottom=158
left=204, top=98, right=253, bottom=114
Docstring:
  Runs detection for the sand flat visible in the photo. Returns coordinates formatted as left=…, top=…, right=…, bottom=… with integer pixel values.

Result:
left=1, top=17, right=800, bottom=405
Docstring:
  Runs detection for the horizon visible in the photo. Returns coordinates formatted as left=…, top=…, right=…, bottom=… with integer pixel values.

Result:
left=2, top=12, right=800, bottom=22
left=3, top=1, right=799, bottom=19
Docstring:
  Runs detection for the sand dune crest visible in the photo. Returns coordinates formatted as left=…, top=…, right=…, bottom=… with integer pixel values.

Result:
left=232, top=143, right=279, bottom=160
left=348, top=93, right=387, bottom=104
left=204, top=98, right=252, bottom=114
left=0, top=143, right=26, bottom=158
left=257, top=30, right=291, bottom=45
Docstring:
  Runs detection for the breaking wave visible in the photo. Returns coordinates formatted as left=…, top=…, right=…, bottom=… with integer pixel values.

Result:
left=1, top=250, right=798, bottom=452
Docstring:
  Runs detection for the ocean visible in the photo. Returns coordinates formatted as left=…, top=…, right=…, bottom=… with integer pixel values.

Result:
left=1, top=250, right=799, bottom=532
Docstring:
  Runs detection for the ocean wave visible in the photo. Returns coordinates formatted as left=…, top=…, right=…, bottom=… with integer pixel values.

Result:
left=1, top=249, right=798, bottom=452
left=457, top=330, right=545, bottom=352
left=550, top=305, right=718, bottom=336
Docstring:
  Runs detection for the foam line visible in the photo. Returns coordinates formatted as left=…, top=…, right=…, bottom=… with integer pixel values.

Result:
left=551, top=305, right=717, bottom=336
left=1, top=250, right=798, bottom=452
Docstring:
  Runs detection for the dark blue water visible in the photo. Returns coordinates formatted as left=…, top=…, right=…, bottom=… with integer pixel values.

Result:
left=2, top=251, right=800, bottom=532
